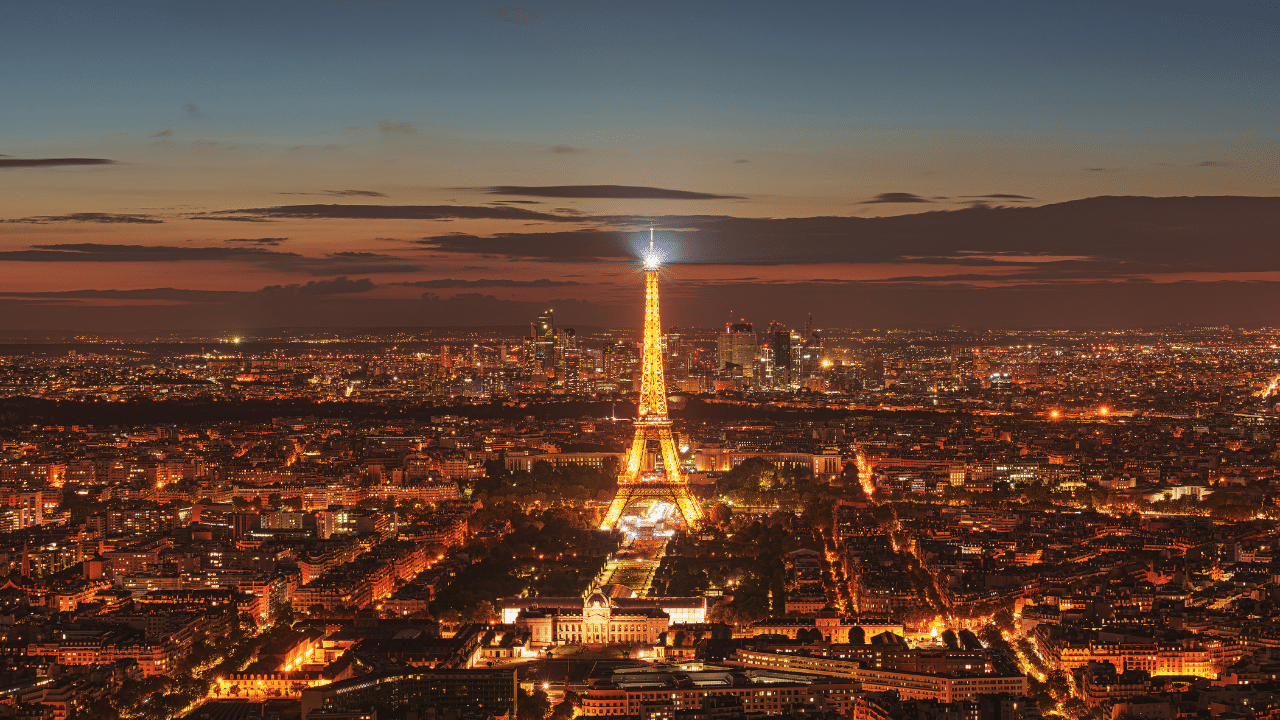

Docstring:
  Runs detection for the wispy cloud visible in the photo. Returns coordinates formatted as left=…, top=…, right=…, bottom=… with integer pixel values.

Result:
left=397, top=278, right=582, bottom=288
left=258, top=277, right=375, bottom=295
left=960, top=193, right=1035, bottom=201
left=0, top=158, right=117, bottom=169
left=486, top=184, right=742, bottom=200
left=0, top=243, right=292, bottom=263
left=379, top=121, right=417, bottom=135
left=5, top=212, right=160, bottom=224
left=492, top=6, right=535, bottom=24
left=223, top=237, right=287, bottom=246
left=549, top=144, right=585, bottom=154
left=193, top=203, right=582, bottom=222
left=860, top=192, right=932, bottom=204
left=274, top=189, right=388, bottom=198
left=0, top=242, right=421, bottom=276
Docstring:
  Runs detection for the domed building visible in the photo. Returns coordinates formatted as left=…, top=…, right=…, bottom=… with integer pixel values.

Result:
left=515, top=588, right=671, bottom=648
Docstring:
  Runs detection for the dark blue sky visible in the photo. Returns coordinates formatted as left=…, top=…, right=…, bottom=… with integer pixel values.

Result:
left=8, top=1, right=1277, bottom=137
left=2, top=1, right=1279, bottom=331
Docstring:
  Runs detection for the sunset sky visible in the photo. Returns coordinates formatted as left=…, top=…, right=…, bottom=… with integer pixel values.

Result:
left=4, top=0, right=1279, bottom=333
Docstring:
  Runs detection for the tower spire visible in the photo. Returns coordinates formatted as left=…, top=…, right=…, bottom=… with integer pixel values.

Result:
left=600, top=240, right=703, bottom=531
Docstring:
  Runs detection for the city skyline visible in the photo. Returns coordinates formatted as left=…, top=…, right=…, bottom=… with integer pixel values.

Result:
left=5, top=1, right=1280, bottom=331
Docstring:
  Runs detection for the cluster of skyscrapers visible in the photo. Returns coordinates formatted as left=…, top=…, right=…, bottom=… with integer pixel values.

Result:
left=717, top=316, right=827, bottom=391
left=524, top=310, right=830, bottom=394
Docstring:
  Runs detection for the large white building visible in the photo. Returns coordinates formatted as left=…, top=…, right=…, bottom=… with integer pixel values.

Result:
left=515, top=590, right=669, bottom=647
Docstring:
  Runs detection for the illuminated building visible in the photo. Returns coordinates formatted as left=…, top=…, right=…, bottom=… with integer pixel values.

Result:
left=601, top=228, right=704, bottom=530
left=768, top=322, right=792, bottom=388
left=718, top=322, right=757, bottom=378
left=532, top=309, right=555, bottom=377
left=603, top=340, right=640, bottom=391
left=515, top=590, right=669, bottom=646
left=501, top=594, right=707, bottom=625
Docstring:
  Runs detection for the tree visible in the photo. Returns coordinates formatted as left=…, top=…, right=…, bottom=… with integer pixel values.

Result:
left=797, top=628, right=823, bottom=644
left=993, top=606, right=1016, bottom=634
left=270, top=600, right=294, bottom=628
left=709, top=502, right=732, bottom=526
left=550, top=690, right=582, bottom=720
left=848, top=626, right=865, bottom=645
left=464, top=600, right=498, bottom=624
left=517, top=688, right=552, bottom=720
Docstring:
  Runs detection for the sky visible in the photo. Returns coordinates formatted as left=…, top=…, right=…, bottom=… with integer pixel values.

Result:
left=3, top=0, right=1280, bottom=334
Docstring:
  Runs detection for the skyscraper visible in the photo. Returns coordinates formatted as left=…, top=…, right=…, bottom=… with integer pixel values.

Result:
left=768, top=323, right=792, bottom=389
left=532, top=310, right=555, bottom=377
left=602, top=341, right=640, bottom=391
left=717, top=322, right=757, bottom=378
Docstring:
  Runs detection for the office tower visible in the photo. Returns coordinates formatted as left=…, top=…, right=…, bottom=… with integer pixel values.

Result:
left=768, top=322, right=792, bottom=388
left=603, top=341, right=640, bottom=391
left=717, top=322, right=757, bottom=377
left=665, top=326, right=693, bottom=381
left=532, top=310, right=555, bottom=377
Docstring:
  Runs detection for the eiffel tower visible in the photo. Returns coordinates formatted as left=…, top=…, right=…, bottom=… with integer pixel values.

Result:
left=601, top=227, right=704, bottom=531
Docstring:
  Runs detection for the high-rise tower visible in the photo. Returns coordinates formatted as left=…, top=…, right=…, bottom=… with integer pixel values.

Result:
left=601, top=228, right=703, bottom=531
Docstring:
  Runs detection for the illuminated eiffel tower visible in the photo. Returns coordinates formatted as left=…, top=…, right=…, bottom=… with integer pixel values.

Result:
left=602, top=227, right=704, bottom=531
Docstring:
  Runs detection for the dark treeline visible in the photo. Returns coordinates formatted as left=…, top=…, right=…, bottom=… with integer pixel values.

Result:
left=0, top=395, right=955, bottom=429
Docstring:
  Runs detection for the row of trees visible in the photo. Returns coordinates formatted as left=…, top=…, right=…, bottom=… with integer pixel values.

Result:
left=474, top=459, right=620, bottom=506
left=429, top=502, right=617, bottom=619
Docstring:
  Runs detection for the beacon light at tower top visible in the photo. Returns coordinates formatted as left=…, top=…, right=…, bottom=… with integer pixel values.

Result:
left=643, top=224, right=663, bottom=270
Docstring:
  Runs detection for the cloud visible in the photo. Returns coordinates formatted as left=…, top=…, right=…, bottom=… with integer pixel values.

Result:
left=423, top=196, right=1280, bottom=276
left=493, top=6, right=535, bottom=24
left=286, top=144, right=344, bottom=152
left=0, top=243, right=295, bottom=263
left=184, top=103, right=201, bottom=116
left=379, top=121, right=417, bottom=135
left=1197, top=160, right=1231, bottom=167
left=416, top=229, right=633, bottom=262
left=960, top=193, right=1035, bottom=201
left=397, top=278, right=583, bottom=288
left=0, top=158, right=117, bottom=169
left=5, top=212, right=161, bottom=224
left=486, top=185, right=742, bottom=200
left=860, top=192, right=932, bottom=204
left=733, top=159, right=750, bottom=163
left=0, top=242, right=419, bottom=276
left=224, top=237, right=287, bottom=246
left=549, top=144, right=585, bottom=154
left=275, top=189, right=388, bottom=197
left=1086, top=167, right=1119, bottom=172
left=0, top=287, right=236, bottom=302
left=194, top=203, right=582, bottom=223
left=258, top=277, right=375, bottom=295
left=149, top=128, right=174, bottom=138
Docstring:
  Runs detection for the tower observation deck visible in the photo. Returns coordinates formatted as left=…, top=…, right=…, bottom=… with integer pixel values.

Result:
left=601, top=228, right=704, bottom=531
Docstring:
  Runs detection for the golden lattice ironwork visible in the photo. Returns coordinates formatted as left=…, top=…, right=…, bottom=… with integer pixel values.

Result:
left=601, top=231, right=703, bottom=530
